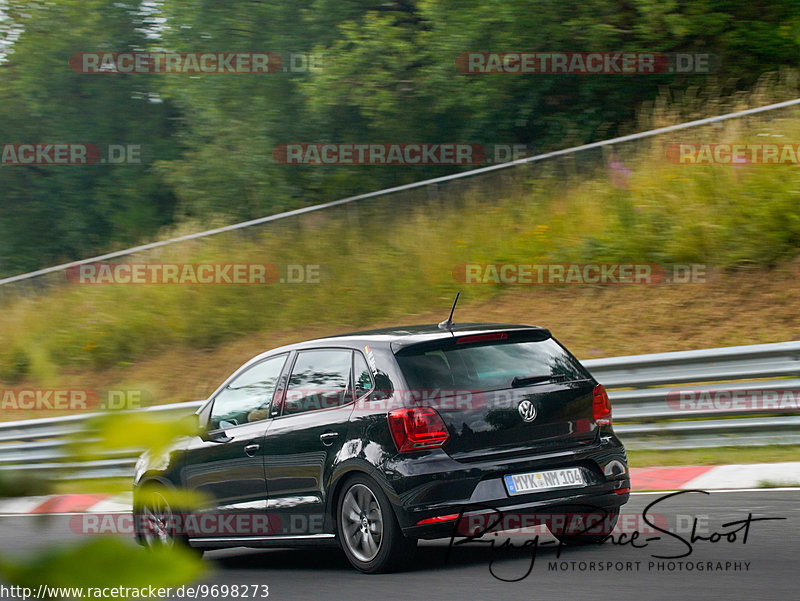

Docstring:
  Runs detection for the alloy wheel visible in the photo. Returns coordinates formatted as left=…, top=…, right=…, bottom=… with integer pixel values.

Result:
left=141, top=491, right=175, bottom=548
left=340, top=483, right=384, bottom=562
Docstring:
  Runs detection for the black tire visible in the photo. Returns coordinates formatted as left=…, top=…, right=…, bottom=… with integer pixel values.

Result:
left=336, top=474, right=417, bottom=573
left=547, top=508, right=620, bottom=546
left=135, top=486, right=203, bottom=557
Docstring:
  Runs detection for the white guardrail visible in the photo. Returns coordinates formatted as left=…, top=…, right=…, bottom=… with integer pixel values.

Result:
left=0, top=341, right=798, bottom=480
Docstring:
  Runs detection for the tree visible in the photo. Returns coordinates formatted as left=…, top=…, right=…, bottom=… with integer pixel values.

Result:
left=0, top=0, right=180, bottom=275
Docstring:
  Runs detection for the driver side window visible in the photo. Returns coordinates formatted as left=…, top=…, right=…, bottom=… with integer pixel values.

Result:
left=210, top=354, right=287, bottom=430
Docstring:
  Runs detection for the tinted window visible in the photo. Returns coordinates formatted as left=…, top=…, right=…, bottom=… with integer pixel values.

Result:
left=397, top=338, right=587, bottom=393
left=353, top=352, right=373, bottom=399
left=211, top=354, right=287, bottom=430
left=284, top=350, right=353, bottom=415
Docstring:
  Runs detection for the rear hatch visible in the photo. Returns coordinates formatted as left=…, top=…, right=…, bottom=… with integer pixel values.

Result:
left=394, top=330, right=598, bottom=462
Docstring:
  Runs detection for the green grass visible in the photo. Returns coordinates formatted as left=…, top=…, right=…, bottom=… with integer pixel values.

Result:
left=627, top=445, right=800, bottom=468
left=52, top=478, right=132, bottom=496
left=758, top=479, right=800, bottom=488
left=1, top=92, right=800, bottom=384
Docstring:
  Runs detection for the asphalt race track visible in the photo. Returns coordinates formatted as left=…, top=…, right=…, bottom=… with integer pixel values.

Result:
left=0, top=490, right=796, bottom=601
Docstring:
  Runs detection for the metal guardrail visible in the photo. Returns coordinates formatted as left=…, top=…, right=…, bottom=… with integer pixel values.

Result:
left=0, top=341, right=798, bottom=479
left=0, top=401, right=203, bottom=480
left=585, top=341, right=800, bottom=449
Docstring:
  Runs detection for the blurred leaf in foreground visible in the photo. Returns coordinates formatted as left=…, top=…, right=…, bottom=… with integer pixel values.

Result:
left=0, top=470, right=53, bottom=498
left=0, top=538, right=205, bottom=594
left=65, top=411, right=200, bottom=463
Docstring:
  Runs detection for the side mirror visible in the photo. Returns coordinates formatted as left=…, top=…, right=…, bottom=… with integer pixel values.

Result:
left=183, top=412, right=214, bottom=441
left=206, top=429, right=233, bottom=443
left=197, top=415, right=233, bottom=443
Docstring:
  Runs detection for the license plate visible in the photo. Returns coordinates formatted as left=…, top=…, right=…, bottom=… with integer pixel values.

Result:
left=504, top=468, right=585, bottom=495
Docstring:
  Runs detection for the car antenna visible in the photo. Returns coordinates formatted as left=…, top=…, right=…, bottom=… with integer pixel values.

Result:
left=438, top=291, right=461, bottom=330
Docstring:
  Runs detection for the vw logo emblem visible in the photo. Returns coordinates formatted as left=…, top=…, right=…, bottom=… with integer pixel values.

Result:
left=518, top=399, right=537, bottom=422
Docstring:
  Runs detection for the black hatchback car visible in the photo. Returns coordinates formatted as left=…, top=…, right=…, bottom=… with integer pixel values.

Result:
left=134, top=323, right=630, bottom=573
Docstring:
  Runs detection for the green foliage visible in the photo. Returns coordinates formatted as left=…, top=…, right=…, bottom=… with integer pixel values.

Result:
left=0, top=470, right=52, bottom=497
left=2, top=1, right=800, bottom=275
left=0, top=538, right=205, bottom=593
left=0, top=409, right=208, bottom=591
left=0, top=0, right=180, bottom=274
left=0, top=347, right=30, bottom=382
left=65, top=411, right=202, bottom=464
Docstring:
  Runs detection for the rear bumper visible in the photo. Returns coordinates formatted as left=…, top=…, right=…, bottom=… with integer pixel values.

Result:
left=401, top=483, right=629, bottom=539
left=383, top=432, right=630, bottom=538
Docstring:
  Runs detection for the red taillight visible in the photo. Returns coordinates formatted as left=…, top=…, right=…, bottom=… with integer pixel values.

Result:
left=388, top=407, right=449, bottom=453
left=593, top=384, right=612, bottom=426
left=416, top=513, right=460, bottom=526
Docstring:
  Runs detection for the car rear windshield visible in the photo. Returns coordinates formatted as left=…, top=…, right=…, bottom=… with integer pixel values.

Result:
left=396, top=337, right=590, bottom=393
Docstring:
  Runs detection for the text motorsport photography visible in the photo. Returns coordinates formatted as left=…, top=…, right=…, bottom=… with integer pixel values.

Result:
left=442, top=490, right=783, bottom=582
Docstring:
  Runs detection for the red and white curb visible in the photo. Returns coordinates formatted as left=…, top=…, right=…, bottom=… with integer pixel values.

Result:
left=1, top=463, right=798, bottom=515
left=0, top=493, right=132, bottom=515
left=631, top=461, right=800, bottom=490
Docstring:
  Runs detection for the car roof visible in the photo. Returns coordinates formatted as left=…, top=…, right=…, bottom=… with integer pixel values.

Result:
left=226, top=323, right=551, bottom=387
left=285, top=322, right=550, bottom=352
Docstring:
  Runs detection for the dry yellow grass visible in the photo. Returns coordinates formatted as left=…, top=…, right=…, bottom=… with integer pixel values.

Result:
left=2, top=260, right=797, bottom=422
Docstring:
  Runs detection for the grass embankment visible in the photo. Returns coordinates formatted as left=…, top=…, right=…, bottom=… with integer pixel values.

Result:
left=1, top=93, right=799, bottom=423
left=2, top=261, right=798, bottom=425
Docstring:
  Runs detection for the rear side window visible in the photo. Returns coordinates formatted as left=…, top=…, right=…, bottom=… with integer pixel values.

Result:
left=353, top=352, right=373, bottom=399
left=284, top=349, right=353, bottom=415
left=396, top=338, right=588, bottom=393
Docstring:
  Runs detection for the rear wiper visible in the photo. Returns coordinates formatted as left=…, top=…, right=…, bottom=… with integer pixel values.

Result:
left=511, top=373, right=567, bottom=388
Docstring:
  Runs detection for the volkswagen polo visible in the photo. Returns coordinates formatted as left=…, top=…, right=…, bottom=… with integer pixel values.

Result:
left=134, top=322, right=630, bottom=573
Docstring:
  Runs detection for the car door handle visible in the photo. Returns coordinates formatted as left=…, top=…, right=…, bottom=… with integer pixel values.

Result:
left=244, top=444, right=260, bottom=457
left=319, top=432, right=339, bottom=446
